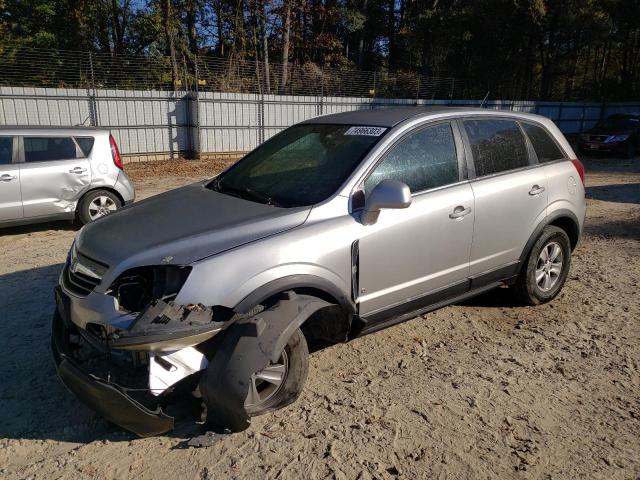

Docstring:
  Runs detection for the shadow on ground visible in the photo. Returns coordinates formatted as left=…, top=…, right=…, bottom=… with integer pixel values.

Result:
left=581, top=156, right=640, bottom=173
left=0, top=264, right=124, bottom=443
left=0, top=264, right=222, bottom=444
left=586, top=183, right=640, bottom=204
left=0, top=220, right=79, bottom=237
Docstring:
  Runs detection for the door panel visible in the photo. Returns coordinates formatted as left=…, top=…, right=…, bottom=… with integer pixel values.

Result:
left=0, top=136, right=22, bottom=222
left=469, top=168, right=548, bottom=276
left=20, top=136, right=92, bottom=218
left=0, top=165, right=22, bottom=221
left=358, top=183, right=475, bottom=316
left=20, top=159, right=92, bottom=217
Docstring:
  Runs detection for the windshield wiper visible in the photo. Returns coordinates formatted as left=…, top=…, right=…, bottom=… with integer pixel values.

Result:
left=211, top=180, right=283, bottom=207
left=240, top=186, right=283, bottom=207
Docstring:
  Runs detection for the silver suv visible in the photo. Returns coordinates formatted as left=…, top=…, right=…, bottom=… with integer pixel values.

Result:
left=0, top=127, right=134, bottom=227
left=52, top=107, right=586, bottom=436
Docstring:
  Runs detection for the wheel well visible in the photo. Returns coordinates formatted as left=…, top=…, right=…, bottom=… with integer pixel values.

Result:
left=77, top=187, right=125, bottom=212
left=259, top=287, right=352, bottom=353
left=549, top=216, right=580, bottom=250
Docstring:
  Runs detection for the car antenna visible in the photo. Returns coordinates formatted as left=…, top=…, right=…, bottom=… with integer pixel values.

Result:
left=480, top=91, right=490, bottom=108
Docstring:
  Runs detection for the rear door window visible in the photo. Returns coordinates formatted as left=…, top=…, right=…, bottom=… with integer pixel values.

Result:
left=0, top=137, right=13, bottom=165
left=24, top=137, right=78, bottom=162
left=365, top=122, right=459, bottom=194
left=463, top=119, right=529, bottom=177
left=74, top=137, right=95, bottom=157
left=521, top=123, right=565, bottom=162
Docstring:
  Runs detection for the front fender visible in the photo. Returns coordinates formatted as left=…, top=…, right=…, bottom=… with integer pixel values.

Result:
left=176, top=260, right=351, bottom=313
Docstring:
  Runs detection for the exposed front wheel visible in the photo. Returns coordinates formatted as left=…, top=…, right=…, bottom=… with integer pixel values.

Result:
left=77, top=189, right=122, bottom=224
left=514, top=226, right=572, bottom=305
left=244, top=328, right=309, bottom=416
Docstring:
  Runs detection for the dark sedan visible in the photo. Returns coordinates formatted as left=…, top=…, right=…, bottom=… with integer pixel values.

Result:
left=579, top=113, right=640, bottom=158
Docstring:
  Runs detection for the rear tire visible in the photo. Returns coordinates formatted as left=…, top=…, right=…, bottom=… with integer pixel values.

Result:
left=77, top=189, right=122, bottom=224
left=513, top=226, right=571, bottom=305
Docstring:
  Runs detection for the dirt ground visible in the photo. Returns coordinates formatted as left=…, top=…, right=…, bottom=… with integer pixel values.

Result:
left=0, top=156, right=638, bottom=480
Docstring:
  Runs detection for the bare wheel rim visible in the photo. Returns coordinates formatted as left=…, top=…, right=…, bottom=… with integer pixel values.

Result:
left=535, top=241, right=564, bottom=292
left=88, top=196, right=117, bottom=220
left=245, top=349, right=289, bottom=408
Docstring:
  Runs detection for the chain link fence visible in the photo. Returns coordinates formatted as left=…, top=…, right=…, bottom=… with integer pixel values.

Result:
left=3, top=47, right=640, bottom=163
left=0, top=47, right=461, bottom=99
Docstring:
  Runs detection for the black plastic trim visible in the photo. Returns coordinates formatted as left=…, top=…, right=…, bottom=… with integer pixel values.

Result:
left=359, top=279, right=469, bottom=331
left=354, top=280, right=503, bottom=338
left=234, top=274, right=355, bottom=315
left=469, top=262, right=520, bottom=289
left=518, top=209, right=581, bottom=272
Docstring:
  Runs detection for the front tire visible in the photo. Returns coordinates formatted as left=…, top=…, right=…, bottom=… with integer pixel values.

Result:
left=77, top=189, right=122, bottom=224
left=514, top=226, right=572, bottom=305
left=244, top=328, right=309, bottom=416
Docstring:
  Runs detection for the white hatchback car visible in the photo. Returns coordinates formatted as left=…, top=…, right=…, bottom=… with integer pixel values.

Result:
left=0, top=127, right=135, bottom=227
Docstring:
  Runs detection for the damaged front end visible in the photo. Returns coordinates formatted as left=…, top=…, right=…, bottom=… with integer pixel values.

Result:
left=54, top=251, right=334, bottom=437
left=53, top=264, right=237, bottom=437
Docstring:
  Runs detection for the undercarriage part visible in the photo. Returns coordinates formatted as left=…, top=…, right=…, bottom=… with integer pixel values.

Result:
left=199, top=291, right=331, bottom=432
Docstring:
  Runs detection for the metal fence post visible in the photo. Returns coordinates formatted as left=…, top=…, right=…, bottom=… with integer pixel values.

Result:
left=319, top=65, right=324, bottom=116
left=260, top=93, right=265, bottom=145
left=192, top=57, right=201, bottom=159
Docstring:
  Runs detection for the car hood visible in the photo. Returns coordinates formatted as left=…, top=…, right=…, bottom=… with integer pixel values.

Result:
left=77, top=181, right=311, bottom=271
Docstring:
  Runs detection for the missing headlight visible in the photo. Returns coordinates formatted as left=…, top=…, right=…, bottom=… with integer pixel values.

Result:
left=108, top=265, right=192, bottom=313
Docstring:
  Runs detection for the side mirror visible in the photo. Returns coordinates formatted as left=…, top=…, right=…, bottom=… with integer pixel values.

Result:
left=361, top=179, right=412, bottom=225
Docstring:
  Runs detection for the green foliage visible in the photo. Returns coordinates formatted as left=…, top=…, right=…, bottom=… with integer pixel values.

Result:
left=1, top=0, right=639, bottom=100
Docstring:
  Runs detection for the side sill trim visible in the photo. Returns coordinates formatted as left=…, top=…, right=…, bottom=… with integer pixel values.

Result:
left=353, top=281, right=503, bottom=339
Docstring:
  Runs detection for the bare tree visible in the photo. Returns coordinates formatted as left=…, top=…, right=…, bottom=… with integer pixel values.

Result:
left=162, top=0, right=179, bottom=86
left=280, top=0, right=291, bottom=93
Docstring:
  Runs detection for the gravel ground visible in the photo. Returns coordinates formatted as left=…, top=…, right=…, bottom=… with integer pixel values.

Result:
left=0, top=157, right=638, bottom=480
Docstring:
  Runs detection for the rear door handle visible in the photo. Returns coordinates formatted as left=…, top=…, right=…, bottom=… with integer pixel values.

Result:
left=449, top=206, right=472, bottom=219
left=69, top=167, right=87, bottom=174
left=0, top=174, right=17, bottom=182
left=529, top=185, right=546, bottom=196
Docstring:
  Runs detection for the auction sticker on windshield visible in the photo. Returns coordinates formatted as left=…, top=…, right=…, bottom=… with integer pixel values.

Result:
left=344, top=126, right=387, bottom=136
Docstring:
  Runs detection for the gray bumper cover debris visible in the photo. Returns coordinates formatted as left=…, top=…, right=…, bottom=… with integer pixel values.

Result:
left=199, top=292, right=330, bottom=432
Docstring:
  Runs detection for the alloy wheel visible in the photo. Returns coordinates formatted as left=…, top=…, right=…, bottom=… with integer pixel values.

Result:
left=535, top=241, right=564, bottom=292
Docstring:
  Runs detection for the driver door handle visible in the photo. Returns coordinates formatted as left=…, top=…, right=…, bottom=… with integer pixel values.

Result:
left=529, top=185, right=546, bottom=196
left=449, top=206, right=472, bottom=219
left=69, top=166, right=87, bottom=174
left=0, top=173, right=17, bottom=182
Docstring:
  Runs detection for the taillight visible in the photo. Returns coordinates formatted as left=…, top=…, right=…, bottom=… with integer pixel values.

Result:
left=570, top=159, right=585, bottom=186
left=109, top=134, right=123, bottom=170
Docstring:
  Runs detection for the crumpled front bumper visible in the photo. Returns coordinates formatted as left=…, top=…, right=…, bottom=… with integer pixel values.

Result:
left=52, top=288, right=175, bottom=437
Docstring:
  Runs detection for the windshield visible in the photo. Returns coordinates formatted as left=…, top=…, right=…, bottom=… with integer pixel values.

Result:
left=596, top=115, right=640, bottom=131
left=208, top=124, right=386, bottom=207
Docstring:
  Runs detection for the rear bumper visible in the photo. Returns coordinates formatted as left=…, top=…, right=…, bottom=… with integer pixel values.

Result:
left=52, top=289, right=174, bottom=437
left=114, top=171, right=136, bottom=204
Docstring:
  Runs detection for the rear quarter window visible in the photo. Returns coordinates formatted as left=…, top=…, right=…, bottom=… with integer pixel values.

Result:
left=521, top=123, right=565, bottom=162
left=24, top=137, right=78, bottom=162
left=74, top=137, right=95, bottom=157
left=464, top=119, right=529, bottom=177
